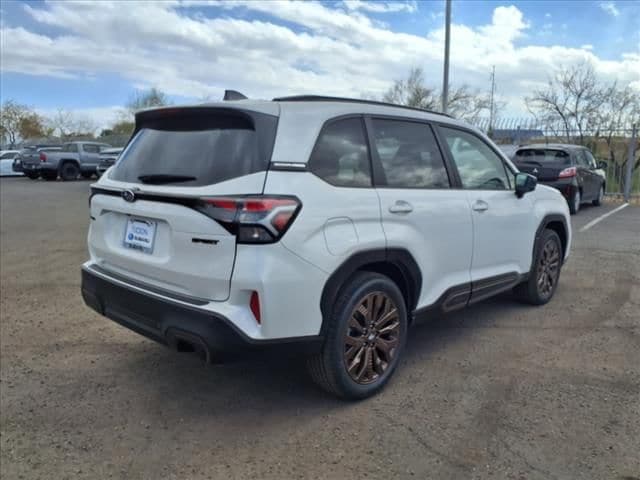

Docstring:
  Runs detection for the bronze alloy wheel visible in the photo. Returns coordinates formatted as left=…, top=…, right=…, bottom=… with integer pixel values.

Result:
left=537, top=238, right=561, bottom=298
left=343, top=292, right=400, bottom=385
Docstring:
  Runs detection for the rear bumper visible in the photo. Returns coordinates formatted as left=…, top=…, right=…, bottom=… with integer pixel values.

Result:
left=538, top=178, right=578, bottom=200
left=39, top=163, right=59, bottom=173
left=81, top=266, right=322, bottom=362
left=22, top=162, right=40, bottom=172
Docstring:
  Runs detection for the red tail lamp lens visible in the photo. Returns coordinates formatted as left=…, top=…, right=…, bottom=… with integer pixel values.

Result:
left=250, top=291, right=261, bottom=324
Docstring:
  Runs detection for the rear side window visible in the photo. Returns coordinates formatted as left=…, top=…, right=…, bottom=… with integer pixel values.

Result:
left=440, top=127, right=512, bottom=190
left=575, top=150, right=590, bottom=167
left=584, top=150, right=597, bottom=168
left=370, top=119, right=449, bottom=188
left=83, top=144, right=100, bottom=153
left=110, top=110, right=277, bottom=186
left=308, top=117, right=372, bottom=187
left=515, top=149, right=570, bottom=165
left=62, top=144, right=78, bottom=153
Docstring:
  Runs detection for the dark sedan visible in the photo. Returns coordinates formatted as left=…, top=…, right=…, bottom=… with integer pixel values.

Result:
left=513, top=144, right=606, bottom=214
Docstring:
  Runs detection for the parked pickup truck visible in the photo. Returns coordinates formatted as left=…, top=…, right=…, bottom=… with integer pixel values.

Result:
left=24, top=141, right=112, bottom=181
left=14, top=145, right=61, bottom=178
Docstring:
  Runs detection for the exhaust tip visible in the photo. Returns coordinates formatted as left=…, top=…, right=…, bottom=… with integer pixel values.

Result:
left=166, top=329, right=211, bottom=363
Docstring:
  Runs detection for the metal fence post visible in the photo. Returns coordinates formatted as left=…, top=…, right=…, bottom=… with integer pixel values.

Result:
left=624, top=125, right=638, bottom=202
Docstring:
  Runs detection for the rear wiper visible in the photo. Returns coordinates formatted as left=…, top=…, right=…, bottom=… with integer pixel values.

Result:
left=138, top=174, right=197, bottom=184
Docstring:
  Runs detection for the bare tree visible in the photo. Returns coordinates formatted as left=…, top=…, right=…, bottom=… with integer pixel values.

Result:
left=127, top=87, right=170, bottom=115
left=381, top=67, right=493, bottom=121
left=526, top=61, right=606, bottom=144
left=382, top=68, right=439, bottom=110
left=47, top=109, right=96, bottom=140
left=447, top=85, right=495, bottom=123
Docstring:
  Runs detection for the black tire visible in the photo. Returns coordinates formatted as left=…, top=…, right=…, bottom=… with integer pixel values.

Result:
left=514, top=229, right=563, bottom=305
left=25, top=172, right=40, bottom=180
left=592, top=184, right=604, bottom=206
left=59, top=162, right=80, bottom=181
left=81, top=172, right=93, bottom=179
left=42, top=171, right=57, bottom=181
left=568, top=189, right=580, bottom=215
left=307, top=272, right=408, bottom=399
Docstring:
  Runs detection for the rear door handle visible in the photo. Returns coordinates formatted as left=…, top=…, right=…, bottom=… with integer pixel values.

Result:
left=389, top=200, right=413, bottom=214
left=472, top=200, right=489, bottom=212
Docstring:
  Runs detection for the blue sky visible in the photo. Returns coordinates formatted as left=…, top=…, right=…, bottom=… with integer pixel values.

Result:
left=1, top=0, right=638, bottom=129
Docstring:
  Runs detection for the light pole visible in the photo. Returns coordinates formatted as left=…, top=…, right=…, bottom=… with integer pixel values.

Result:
left=442, top=0, right=451, bottom=113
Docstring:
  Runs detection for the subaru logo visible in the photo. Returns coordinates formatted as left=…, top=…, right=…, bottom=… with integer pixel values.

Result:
left=122, top=190, right=136, bottom=203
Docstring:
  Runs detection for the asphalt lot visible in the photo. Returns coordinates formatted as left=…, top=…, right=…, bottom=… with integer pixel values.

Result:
left=1, top=178, right=639, bottom=480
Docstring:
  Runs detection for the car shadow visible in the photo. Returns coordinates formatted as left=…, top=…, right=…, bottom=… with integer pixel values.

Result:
left=112, top=291, right=532, bottom=421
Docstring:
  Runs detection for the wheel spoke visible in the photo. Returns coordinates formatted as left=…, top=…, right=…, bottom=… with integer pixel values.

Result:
left=378, top=319, right=400, bottom=335
left=347, top=345, right=365, bottom=373
left=345, top=334, right=364, bottom=348
left=372, top=348, right=386, bottom=375
left=355, top=347, right=372, bottom=381
left=375, top=337, right=395, bottom=357
left=374, top=308, right=398, bottom=329
left=348, top=315, right=365, bottom=333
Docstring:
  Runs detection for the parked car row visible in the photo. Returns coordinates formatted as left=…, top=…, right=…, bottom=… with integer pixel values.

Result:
left=11, top=142, right=123, bottom=181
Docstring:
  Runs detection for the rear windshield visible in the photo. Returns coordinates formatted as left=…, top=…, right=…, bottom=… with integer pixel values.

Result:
left=515, top=149, right=571, bottom=165
left=110, top=110, right=277, bottom=186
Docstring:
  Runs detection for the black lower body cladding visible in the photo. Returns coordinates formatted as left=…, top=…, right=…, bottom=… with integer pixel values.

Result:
left=81, top=268, right=322, bottom=362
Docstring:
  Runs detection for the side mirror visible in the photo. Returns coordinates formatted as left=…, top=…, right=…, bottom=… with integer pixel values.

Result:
left=597, top=160, right=607, bottom=170
left=515, top=172, right=537, bottom=198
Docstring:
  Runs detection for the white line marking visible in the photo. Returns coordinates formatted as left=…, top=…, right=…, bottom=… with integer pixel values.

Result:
left=579, top=203, right=629, bottom=232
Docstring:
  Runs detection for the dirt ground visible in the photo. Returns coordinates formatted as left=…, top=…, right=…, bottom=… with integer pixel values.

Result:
left=1, top=178, right=639, bottom=480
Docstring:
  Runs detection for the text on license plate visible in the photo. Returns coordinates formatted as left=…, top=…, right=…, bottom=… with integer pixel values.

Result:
left=123, top=218, right=157, bottom=253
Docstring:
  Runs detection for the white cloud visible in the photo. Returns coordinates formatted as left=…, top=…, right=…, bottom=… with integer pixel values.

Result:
left=1, top=1, right=638, bottom=118
left=343, top=0, right=417, bottom=13
left=599, top=2, right=620, bottom=17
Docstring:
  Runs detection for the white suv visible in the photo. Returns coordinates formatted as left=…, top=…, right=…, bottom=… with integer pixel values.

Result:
left=82, top=96, right=571, bottom=399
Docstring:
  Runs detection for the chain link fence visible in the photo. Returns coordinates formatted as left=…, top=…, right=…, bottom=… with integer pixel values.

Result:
left=469, top=118, right=640, bottom=198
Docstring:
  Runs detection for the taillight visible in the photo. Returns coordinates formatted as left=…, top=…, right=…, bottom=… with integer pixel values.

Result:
left=558, top=166, right=577, bottom=178
left=196, top=196, right=301, bottom=244
left=39, top=152, right=47, bottom=162
left=250, top=291, right=261, bottom=324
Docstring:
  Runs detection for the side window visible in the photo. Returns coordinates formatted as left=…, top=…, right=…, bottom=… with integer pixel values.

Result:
left=83, top=144, right=99, bottom=154
left=370, top=119, right=450, bottom=188
left=308, top=117, right=371, bottom=187
left=584, top=150, right=597, bottom=168
left=575, top=150, right=590, bottom=167
left=440, top=127, right=511, bottom=190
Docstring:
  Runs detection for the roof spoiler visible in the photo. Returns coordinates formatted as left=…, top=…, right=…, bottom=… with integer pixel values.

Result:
left=223, top=90, right=248, bottom=101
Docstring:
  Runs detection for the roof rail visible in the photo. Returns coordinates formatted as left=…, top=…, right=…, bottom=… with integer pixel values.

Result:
left=272, top=95, right=452, bottom=117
